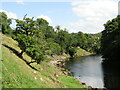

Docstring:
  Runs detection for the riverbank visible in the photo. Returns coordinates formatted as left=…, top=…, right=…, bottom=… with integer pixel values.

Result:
left=75, top=48, right=96, bottom=57
left=2, top=33, right=87, bottom=88
left=62, top=54, right=108, bottom=90
left=47, top=49, right=109, bottom=90
left=48, top=47, right=95, bottom=70
left=47, top=48, right=95, bottom=88
left=48, top=54, right=89, bottom=88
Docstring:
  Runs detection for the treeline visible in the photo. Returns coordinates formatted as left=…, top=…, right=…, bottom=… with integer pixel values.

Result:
left=101, top=15, right=120, bottom=60
left=0, top=12, right=101, bottom=64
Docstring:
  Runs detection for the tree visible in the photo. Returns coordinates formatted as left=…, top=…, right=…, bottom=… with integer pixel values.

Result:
left=56, top=29, right=70, bottom=54
left=45, top=40, right=61, bottom=55
left=36, top=18, right=49, bottom=35
left=16, top=16, right=36, bottom=36
left=68, top=47, right=76, bottom=57
left=15, top=33, right=45, bottom=64
left=101, top=15, right=120, bottom=59
left=55, top=25, right=60, bottom=33
left=0, top=12, right=12, bottom=35
left=44, top=26, right=56, bottom=39
left=14, top=16, right=48, bottom=64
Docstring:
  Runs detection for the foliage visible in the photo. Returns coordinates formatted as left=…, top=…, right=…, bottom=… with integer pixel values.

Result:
left=55, top=29, right=70, bottom=54
left=14, top=34, right=45, bottom=63
left=68, top=47, right=76, bottom=57
left=45, top=40, right=61, bottom=55
left=0, top=12, right=12, bottom=35
left=2, top=34, right=87, bottom=88
left=14, top=16, right=47, bottom=64
left=1, top=11, right=101, bottom=60
left=101, top=15, right=120, bottom=59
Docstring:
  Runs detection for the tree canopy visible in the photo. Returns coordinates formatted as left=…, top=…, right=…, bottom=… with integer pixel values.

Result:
left=0, top=12, right=12, bottom=35
left=1, top=12, right=101, bottom=64
left=101, top=15, right=120, bottom=60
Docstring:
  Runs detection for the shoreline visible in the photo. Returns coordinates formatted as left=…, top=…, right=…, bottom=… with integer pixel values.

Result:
left=48, top=53, right=108, bottom=90
left=48, top=53, right=94, bottom=88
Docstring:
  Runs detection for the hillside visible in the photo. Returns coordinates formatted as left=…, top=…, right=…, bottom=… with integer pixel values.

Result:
left=1, top=33, right=87, bottom=88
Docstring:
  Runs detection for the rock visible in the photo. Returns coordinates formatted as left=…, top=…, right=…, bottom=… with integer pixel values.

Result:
left=34, top=77, right=37, bottom=80
left=40, top=68, right=43, bottom=71
left=40, top=77, right=43, bottom=81
left=33, top=71, right=36, bottom=74
left=61, top=68, right=66, bottom=71
left=76, top=78, right=80, bottom=80
left=54, top=72, right=60, bottom=77
left=88, top=86, right=92, bottom=90
left=63, top=71, right=68, bottom=75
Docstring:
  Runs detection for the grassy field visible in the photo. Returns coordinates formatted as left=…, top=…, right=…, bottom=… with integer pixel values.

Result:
left=1, top=33, right=87, bottom=88
left=75, top=48, right=91, bottom=57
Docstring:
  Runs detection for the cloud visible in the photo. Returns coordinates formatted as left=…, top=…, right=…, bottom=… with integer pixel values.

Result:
left=70, top=0, right=118, bottom=33
left=37, top=14, right=52, bottom=24
left=16, top=0, right=24, bottom=5
left=0, top=9, right=17, bottom=19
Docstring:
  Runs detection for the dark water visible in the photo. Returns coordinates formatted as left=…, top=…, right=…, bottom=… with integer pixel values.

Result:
left=66, top=55, right=120, bottom=89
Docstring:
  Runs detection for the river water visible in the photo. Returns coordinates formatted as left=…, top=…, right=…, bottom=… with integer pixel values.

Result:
left=66, top=55, right=120, bottom=89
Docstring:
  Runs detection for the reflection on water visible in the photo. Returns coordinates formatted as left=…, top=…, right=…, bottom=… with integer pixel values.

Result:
left=102, top=58, right=120, bottom=90
left=66, top=55, right=104, bottom=88
left=66, top=55, right=120, bottom=89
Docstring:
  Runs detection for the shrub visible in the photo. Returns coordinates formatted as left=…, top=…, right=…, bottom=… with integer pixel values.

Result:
left=68, top=47, right=76, bottom=57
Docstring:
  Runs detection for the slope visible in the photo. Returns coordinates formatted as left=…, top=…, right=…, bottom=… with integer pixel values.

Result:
left=1, top=33, right=87, bottom=88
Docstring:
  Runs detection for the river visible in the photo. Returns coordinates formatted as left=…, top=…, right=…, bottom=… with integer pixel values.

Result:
left=65, top=55, right=120, bottom=89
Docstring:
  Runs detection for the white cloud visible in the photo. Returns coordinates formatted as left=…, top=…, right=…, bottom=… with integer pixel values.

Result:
left=16, top=0, right=24, bottom=5
left=0, top=9, right=17, bottom=19
left=70, top=0, right=118, bottom=33
left=37, top=14, right=52, bottom=24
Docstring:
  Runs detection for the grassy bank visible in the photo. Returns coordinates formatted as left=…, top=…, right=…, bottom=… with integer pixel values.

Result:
left=1, top=33, right=87, bottom=88
left=75, top=48, right=92, bottom=57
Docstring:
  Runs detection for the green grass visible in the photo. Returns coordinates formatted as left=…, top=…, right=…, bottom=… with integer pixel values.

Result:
left=58, top=75, right=87, bottom=88
left=1, top=33, right=87, bottom=88
left=2, top=46, right=44, bottom=88
left=75, top=48, right=91, bottom=57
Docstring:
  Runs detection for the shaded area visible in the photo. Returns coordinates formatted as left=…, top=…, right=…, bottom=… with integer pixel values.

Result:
left=2, top=44, right=38, bottom=71
left=102, top=58, right=120, bottom=90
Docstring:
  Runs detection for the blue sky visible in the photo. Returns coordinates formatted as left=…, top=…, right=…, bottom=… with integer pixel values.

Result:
left=2, top=2, right=78, bottom=22
left=0, top=0, right=119, bottom=33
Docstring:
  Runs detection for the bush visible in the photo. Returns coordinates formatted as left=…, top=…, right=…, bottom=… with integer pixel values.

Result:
left=68, top=47, right=76, bottom=57
left=45, top=42, right=61, bottom=55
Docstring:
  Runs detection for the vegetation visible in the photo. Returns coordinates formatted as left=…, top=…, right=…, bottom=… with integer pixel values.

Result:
left=0, top=11, right=102, bottom=88
left=101, top=15, right=120, bottom=60
left=75, top=48, right=91, bottom=57
left=68, top=47, right=76, bottom=57
left=1, top=12, right=101, bottom=61
left=0, top=12, right=12, bottom=35
left=1, top=32, right=87, bottom=88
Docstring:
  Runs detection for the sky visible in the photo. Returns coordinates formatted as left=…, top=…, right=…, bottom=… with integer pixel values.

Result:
left=0, top=0, right=119, bottom=34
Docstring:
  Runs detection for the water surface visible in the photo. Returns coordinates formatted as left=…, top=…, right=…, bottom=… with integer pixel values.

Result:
left=66, top=55, right=104, bottom=88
